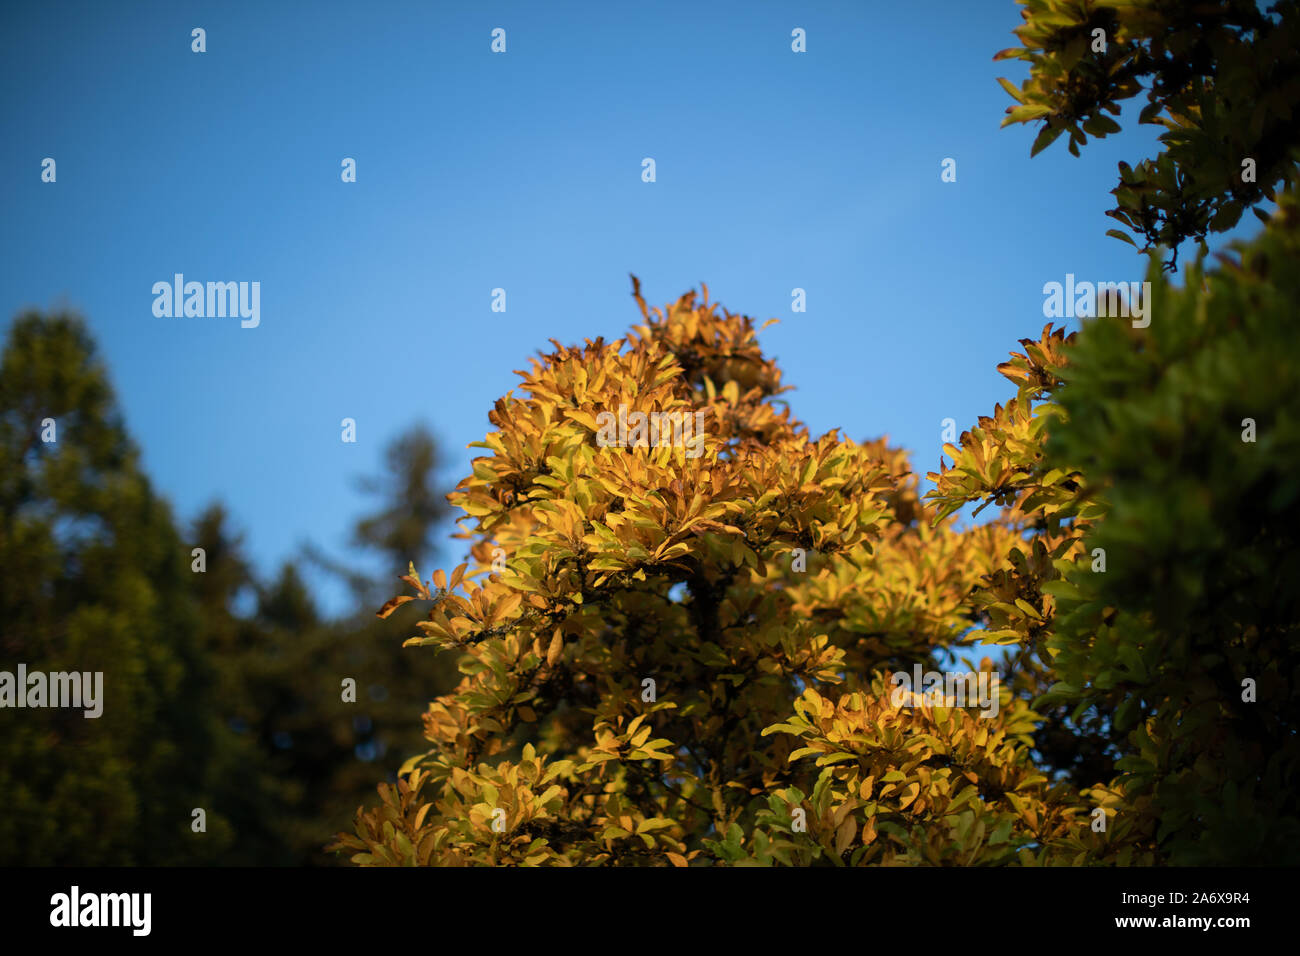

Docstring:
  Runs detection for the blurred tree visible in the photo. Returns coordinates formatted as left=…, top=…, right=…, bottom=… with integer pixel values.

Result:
left=0, top=311, right=239, bottom=864
left=0, top=313, right=459, bottom=866
left=187, top=505, right=301, bottom=865
left=353, top=425, right=446, bottom=596
left=1039, top=191, right=1300, bottom=864
left=995, top=0, right=1300, bottom=864
left=304, top=423, right=449, bottom=607
left=278, top=423, right=460, bottom=864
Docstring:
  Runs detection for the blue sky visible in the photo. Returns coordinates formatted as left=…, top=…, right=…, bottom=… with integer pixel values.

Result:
left=0, top=0, right=1263, bottom=617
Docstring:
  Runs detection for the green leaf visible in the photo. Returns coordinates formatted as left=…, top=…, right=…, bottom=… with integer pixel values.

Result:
left=1030, top=124, right=1065, bottom=157
left=996, top=76, right=1027, bottom=103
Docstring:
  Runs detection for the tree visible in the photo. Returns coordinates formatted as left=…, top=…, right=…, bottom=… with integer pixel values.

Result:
left=303, top=423, right=449, bottom=609
left=278, top=423, right=461, bottom=863
left=0, top=313, right=461, bottom=865
left=164, top=434, right=460, bottom=866
left=330, top=280, right=1109, bottom=866
left=352, top=425, right=447, bottom=598
left=335, top=186, right=1300, bottom=866
left=192, top=424, right=459, bottom=865
left=996, top=0, right=1300, bottom=267
left=991, top=0, right=1300, bottom=864
left=0, top=312, right=239, bottom=864
left=186, top=503, right=304, bottom=865
left=1037, top=191, right=1300, bottom=864
left=326, top=0, right=1300, bottom=868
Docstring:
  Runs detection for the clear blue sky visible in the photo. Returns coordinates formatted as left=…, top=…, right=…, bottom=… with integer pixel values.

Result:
left=0, top=0, right=1262, bottom=617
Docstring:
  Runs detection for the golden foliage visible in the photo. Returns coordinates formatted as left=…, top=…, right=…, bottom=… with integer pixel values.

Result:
left=331, top=281, right=1148, bottom=866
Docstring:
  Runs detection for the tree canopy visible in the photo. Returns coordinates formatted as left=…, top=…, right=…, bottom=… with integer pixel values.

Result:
left=335, top=183, right=1300, bottom=861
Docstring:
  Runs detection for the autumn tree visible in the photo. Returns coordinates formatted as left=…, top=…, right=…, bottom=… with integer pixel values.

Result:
left=331, top=278, right=1114, bottom=866
left=329, top=0, right=1300, bottom=868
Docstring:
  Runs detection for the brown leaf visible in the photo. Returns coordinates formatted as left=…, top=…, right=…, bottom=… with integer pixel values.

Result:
left=376, top=595, right=415, bottom=619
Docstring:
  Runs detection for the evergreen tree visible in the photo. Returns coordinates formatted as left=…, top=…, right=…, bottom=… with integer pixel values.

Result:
left=0, top=311, right=234, bottom=864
